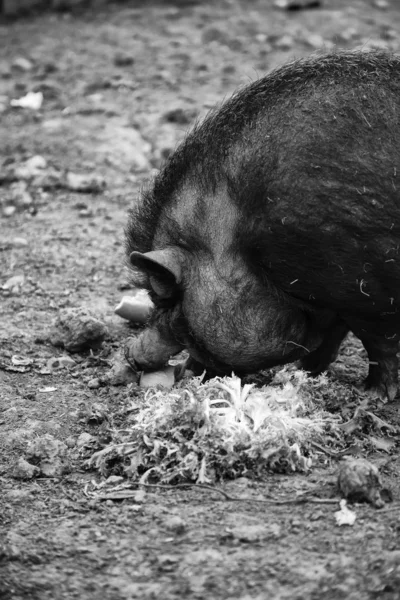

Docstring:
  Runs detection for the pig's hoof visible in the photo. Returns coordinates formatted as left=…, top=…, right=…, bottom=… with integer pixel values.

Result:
left=299, top=352, right=331, bottom=376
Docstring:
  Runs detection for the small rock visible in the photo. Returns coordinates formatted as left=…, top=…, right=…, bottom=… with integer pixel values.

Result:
left=274, top=0, right=321, bottom=9
left=105, top=475, right=124, bottom=486
left=10, top=91, right=43, bottom=111
left=305, top=33, right=326, bottom=49
left=114, top=52, right=134, bottom=67
left=65, top=172, right=106, bottom=193
left=337, top=457, right=385, bottom=508
left=2, top=205, right=16, bottom=217
left=14, top=155, right=47, bottom=180
left=50, top=307, right=108, bottom=352
left=12, top=57, right=34, bottom=72
left=162, top=106, right=197, bottom=125
left=12, top=457, right=40, bottom=479
left=10, top=237, right=28, bottom=247
left=65, top=436, right=77, bottom=448
left=2, top=274, right=25, bottom=293
left=202, top=26, right=229, bottom=46
left=76, top=432, right=96, bottom=449
left=273, top=34, right=294, bottom=50
left=87, top=378, right=101, bottom=389
left=373, top=0, right=389, bottom=8
left=164, top=515, right=186, bottom=534
left=229, top=524, right=281, bottom=542
left=47, top=355, right=76, bottom=370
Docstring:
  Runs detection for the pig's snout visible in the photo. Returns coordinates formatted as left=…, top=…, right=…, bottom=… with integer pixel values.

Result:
left=125, top=328, right=183, bottom=371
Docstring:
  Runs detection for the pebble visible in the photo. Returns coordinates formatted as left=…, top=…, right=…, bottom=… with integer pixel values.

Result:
left=12, top=457, right=40, bottom=479
left=114, top=52, right=134, bottom=67
left=76, top=432, right=96, bottom=449
left=87, top=378, right=101, bottom=389
left=12, top=57, right=33, bottom=72
left=164, top=515, right=186, bottom=534
left=10, top=237, right=28, bottom=247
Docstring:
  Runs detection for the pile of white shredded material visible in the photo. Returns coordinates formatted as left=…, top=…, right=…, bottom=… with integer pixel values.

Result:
left=89, top=368, right=343, bottom=483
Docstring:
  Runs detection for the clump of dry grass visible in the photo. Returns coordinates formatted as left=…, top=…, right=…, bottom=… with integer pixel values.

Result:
left=89, top=368, right=343, bottom=483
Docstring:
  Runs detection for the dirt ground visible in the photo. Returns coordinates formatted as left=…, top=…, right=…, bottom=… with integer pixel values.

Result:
left=1, top=1, right=400, bottom=598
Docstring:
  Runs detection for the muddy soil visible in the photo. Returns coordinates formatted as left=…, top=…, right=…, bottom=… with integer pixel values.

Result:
left=1, top=1, right=400, bottom=599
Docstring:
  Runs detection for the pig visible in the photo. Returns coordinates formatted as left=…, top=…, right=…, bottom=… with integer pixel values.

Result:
left=125, top=50, right=400, bottom=400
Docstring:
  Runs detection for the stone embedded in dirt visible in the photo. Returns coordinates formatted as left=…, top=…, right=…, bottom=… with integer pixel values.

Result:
left=76, top=432, right=96, bottom=449
left=50, top=307, right=108, bottom=352
left=162, top=106, right=197, bottom=125
left=87, top=378, right=101, bottom=389
left=114, top=292, right=154, bottom=323
left=373, top=0, right=389, bottom=8
left=139, top=366, right=175, bottom=389
left=47, top=355, right=77, bottom=371
left=10, top=237, right=28, bottom=247
left=2, top=274, right=25, bottom=294
left=337, top=458, right=385, bottom=508
left=10, top=91, right=43, bottom=110
left=12, top=57, right=34, bottom=72
left=65, top=436, right=77, bottom=448
left=114, top=52, right=134, bottom=67
left=26, top=434, right=69, bottom=478
left=229, top=523, right=281, bottom=543
left=305, top=33, right=332, bottom=49
left=2, top=205, right=16, bottom=217
left=274, top=0, right=322, bottom=9
left=3, top=181, right=33, bottom=213
left=12, top=457, right=40, bottom=479
left=65, top=172, right=106, bottom=193
left=273, top=34, right=294, bottom=50
left=164, top=515, right=186, bottom=534
left=14, top=155, right=48, bottom=180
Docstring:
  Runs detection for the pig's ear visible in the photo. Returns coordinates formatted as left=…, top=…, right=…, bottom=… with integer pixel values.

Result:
left=129, top=249, right=183, bottom=298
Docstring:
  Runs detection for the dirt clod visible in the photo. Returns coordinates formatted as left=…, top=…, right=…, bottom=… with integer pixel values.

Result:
left=50, top=307, right=108, bottom=352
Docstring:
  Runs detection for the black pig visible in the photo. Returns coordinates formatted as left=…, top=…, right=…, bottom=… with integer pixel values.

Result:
left=125, top=50, right=400, bottom=400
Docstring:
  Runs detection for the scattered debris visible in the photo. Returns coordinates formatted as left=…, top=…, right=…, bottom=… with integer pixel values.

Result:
left=334, top=499, right=357, bottom=526
left=10, top=91, right=43, bottom=110
left=337, top=458, right=386, bottom=508
left=50, top=307, right=108, bottom=352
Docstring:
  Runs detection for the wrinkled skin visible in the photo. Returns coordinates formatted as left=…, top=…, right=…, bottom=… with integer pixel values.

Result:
left=125, top=50, right=400, bottom=400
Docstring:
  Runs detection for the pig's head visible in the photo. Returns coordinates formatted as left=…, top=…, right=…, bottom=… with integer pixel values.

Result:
left=129, top=245, right=325, bottom=374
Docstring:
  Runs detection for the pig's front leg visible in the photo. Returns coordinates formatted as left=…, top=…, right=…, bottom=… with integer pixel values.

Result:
left=125, top=308, right=184, bottom=371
